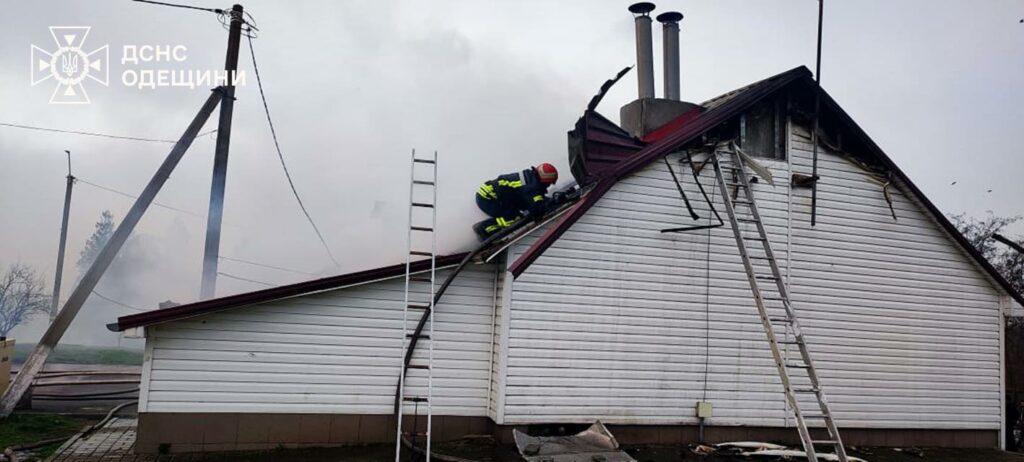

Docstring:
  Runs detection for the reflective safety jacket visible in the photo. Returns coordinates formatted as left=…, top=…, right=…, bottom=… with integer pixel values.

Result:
left=476, top=168, right=551, bottom=217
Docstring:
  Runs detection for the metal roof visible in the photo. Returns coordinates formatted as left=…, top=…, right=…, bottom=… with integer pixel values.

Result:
left=509, top=66, right=812, bottom=277
left=110, top=253, right=468, bottom=331
left=508, top=65, right=1024, bottom=308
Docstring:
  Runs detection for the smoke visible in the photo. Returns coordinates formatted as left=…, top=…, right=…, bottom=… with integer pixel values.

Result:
left=13, top=213, right=197, bottom=348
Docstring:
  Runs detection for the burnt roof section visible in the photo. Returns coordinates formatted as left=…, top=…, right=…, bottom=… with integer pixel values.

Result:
left=508, top=65, right=1024, bottom=308
left=110, top=253, right=468, bottom=331
left=510, top=66, right=811, bottom=277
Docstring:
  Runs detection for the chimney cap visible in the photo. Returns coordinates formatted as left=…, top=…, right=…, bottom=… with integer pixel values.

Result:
left=628, top=2, right=656, bottom=16
left=656, top=11, right=683, bottom=23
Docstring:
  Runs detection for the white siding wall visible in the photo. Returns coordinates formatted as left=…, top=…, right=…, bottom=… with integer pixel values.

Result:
left=503, top=151, right=794, bottom=425
left=490, top=258, right=509, bottom=421
left=502, top=122, right=1004, bottom=430
left=787, top=125, right=1002, bottom=429
left=142, top=264, right=498, bottom=416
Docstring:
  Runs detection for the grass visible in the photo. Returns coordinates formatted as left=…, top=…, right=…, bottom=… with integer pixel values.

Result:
left=0, top=413, right=91, bottom=458
left=13, top=343, right=142, bottom=366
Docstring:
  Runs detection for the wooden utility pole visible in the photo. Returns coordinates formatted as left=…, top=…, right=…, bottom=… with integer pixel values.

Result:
left=200, top=4, right=244, bottom=300
left=50, top=151, right=74, bottom=322
left=0, top=89, right=224, bottom=417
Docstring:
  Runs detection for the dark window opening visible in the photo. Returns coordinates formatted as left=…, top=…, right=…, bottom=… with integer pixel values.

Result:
left=740, top=97, right=786, bottom=160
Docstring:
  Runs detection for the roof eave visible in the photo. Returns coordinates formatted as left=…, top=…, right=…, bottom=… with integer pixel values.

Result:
left=110, top=253, right=469, bottom=331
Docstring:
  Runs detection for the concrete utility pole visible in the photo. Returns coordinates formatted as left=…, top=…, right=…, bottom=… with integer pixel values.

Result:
left=49, top=151, right=75, bottom=323
left=0, top=89, right=224, bottom=417
left=200, top=3, right=244, bottom=300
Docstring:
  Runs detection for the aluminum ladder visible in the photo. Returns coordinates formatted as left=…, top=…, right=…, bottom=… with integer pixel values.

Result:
left=395, top=149, right=438, bottom=462
left=709, top=143, right=848, bottom=462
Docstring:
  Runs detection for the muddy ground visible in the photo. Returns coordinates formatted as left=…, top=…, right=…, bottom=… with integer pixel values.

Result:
left=151, top=440, right=1024, bottom=461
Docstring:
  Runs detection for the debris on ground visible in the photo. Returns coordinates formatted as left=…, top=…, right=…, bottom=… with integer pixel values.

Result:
left=691, top=444, right=716, bottom=456
left=514, top=421, right=635, bottom=462
left=714, top=441, right=788, bottom=451
left=892, top=447, right=925, bottom=458
left=742, top=448, right=868, bottom=461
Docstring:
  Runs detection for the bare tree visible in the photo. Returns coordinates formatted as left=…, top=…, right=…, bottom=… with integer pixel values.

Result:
left=77, top=210, right=115, bottom=277
left=0, top=264, right=50, bottom=338
left=953, top=212, right=1024, bottom=296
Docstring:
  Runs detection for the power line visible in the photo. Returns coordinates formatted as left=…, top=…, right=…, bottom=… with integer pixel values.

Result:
left=247, top=33, right=341, bottom=268
left=218, top=271, right=274, bottom=287
left=91, top=290, right=147, bottom=312
left=217, top=255, right=317, bottom=276
left=132, top=0, right=224, bottom=14
left=0, top=122, right=216, bottom=144
left=79, top=177, right=318, bottom=278
left=75, top=177, right=207, bottom=220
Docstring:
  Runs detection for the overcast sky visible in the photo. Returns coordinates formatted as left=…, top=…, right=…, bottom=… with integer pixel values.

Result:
left=1, top=0, right=1021, bottom=344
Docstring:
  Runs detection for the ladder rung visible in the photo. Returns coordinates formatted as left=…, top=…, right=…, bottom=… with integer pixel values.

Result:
left=409, top=277, right=432, bottom=283
left=403, top=396, right=429, bottom=403
left=406, top=333, right=431, bottom=340
left=776, top=339, right=802, bottom=345
left=801, top=413, right=830, bottom=419
left=732, top=200, right=752, bottom=205
left=406, top=363, right=430, bottom=369
left=725, top=182, right=748, bottom=187
left=812, top=440, right=838, bottom=444
left=795, top=388, right=821, bottom=394
left=749, top=255, right=774, bottom=260
left=413, top=158, right=435, bottom=164
left=412, top=180, right=435, bottom=185
left=408, top=303, right=431, bottom=310
left=756, top=275, right=779, bottom=280
left=786, top=363, right=811, bottom=369
left=737, top=218, right=760, bottom=223
left=410, top=226, right=434, bottom=232
left=744, top=236, right=768, bottom=241
left=409, top=251, right=433, bottom=257
left=403, top=431, right=429, bottom=437
left=769, top=316, right=792, bottom=323
left=411, top=202, right=434, bottom=208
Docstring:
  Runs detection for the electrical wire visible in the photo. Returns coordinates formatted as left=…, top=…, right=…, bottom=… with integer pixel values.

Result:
left=0, top=122, right=216, bottom=144
left=132, top=0, right=223, bottom=14
left=91, top=290, right=146, bottom=312
left=217, top=255, right=316, bottom=276
left=218, top=271, right=274, bottom=287
left=79, top=178, right=316, bottom=280
left=76, top=177, right=207, bottom=219
left=701, top=164, right=718, bottom=403
left=246, top=33, right=341, bottom=268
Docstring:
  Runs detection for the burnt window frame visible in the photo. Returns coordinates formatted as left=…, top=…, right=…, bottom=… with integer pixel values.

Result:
left=739, top=96, right=787, bottom=160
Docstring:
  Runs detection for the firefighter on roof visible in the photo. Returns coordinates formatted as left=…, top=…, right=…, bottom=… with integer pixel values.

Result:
left=472, top=163, right=558, bottom=239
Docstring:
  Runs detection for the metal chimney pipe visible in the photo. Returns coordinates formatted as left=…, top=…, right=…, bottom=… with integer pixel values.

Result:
left=657, top=11, right=683, bottom=101
left=629, top=2, right=656, bottom=99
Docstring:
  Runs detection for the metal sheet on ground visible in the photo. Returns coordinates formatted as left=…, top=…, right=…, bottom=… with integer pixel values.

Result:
left=513, top=421, right=636, bottom=462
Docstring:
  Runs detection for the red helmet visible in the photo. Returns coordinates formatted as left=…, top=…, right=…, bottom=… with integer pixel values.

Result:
left=535, top=163, right=558, bottom=184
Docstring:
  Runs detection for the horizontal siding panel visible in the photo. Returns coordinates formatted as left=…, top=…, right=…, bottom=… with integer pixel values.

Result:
left=505, top=135, right=1002, bottom=429
left=146, top=264, right=498, bottom=416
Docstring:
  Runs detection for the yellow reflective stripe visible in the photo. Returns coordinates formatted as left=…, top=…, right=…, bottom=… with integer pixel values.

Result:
left=532, top=195, right=544, bottom=202
left=494, top=217, right=520, bottom=228
left=497, top=179, right=523, bottom=188
left=477, top=184, right=497, bottom=199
